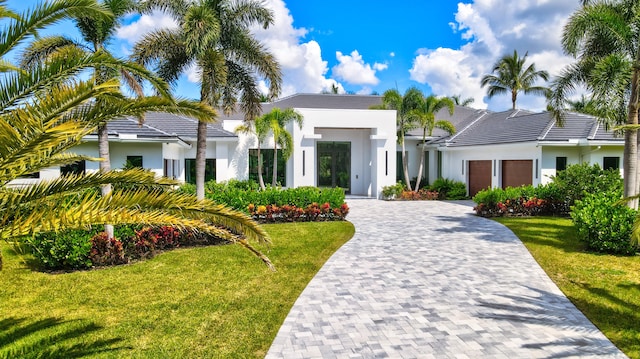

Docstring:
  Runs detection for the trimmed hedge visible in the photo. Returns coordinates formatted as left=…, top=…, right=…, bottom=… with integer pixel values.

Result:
left=179, top=180, right=347, bottom=212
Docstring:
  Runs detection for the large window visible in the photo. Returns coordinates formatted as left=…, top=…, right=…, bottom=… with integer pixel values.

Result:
left=556, top=157, right=567, bottom=172
left=249, top=149, right=286, bottom=186
left=603, top=156, right=620, bottom=171
left=185, top=158, right=216, bottom=184
left=126, top=155, right=143, bottom=168
left=61, top=160, right=86, bottom=176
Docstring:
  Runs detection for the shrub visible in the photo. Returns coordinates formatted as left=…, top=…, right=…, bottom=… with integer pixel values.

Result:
left=26, top=230, right=92, bottom=269
left=248, top=202, right=349, bottom=223
left=429, top=178, right=468, bottom=200
left=90, top=232, right=127, bottom=266
left=552, top=163, right=623, bottom=208
left=571, top=190, right=638, bottom=255
left=381, top=182, right=405, bottom=200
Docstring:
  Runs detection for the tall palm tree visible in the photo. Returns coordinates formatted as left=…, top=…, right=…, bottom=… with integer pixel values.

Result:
left=481, top=50, right=550, bottom=110
left=133, top=0, right=282, bottom=200
left=547, top=0, right=639, bottom=207
left=370, top=87, right=423, bottom=190
left=234, top=116, right=269, bottom=189
left=0, top=0, right=274, bottom=270
left=20, top=0, right=164, bottom=239
left=255, top=107, right=303, bottom=187
left=406, top=94, right=456, bottom=191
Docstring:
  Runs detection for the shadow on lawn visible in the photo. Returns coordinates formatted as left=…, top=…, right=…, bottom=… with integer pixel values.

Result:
left=0, top=317, right=127, bottom=358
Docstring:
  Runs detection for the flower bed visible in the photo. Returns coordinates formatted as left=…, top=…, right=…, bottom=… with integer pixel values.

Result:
left=248, top=202, right=349, bottom=223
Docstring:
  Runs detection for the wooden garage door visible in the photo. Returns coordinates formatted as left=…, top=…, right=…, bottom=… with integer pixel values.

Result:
left=502, top=160, right=532, bottom=188
left=468, top=160, right=492, bottom=197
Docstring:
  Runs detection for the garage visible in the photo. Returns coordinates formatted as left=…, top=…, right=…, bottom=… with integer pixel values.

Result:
left=468, top=160, right=492, bottom=197
left=502, top=160, right=533, bottom=188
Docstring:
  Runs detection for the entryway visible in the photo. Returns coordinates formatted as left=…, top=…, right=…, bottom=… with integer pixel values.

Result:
left=317, top=142, right=350, bottom=193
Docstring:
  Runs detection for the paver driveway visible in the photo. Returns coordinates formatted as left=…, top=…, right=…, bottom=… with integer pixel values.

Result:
left=266, top=199, right=626, bottom=359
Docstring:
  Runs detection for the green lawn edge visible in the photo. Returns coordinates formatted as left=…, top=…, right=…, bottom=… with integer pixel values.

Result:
left=0, top=221, right=355, bottom=358
left=495, top=216, right=640, bottom=359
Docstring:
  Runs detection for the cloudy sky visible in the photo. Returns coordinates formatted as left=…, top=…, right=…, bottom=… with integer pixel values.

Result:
left=11, top=0, right=583, bottom=111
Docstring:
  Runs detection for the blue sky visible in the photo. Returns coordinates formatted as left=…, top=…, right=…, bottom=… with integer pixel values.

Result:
left=8, top=0, right=583, bottom=111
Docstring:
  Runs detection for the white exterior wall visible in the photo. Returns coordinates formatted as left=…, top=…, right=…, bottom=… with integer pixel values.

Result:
left=441, top=142, right=543, bottom=190
left=225, top=109, right=397, bottom=197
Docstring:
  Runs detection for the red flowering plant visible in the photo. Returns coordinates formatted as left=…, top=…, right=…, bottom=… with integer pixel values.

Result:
left=90, top=232, right=127, bottom=266
left=247, top=201, right=350, bottom=223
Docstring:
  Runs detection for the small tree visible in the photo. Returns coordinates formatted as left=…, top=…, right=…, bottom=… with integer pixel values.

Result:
left=256, top=108, right=303, bottom=186
left=406, top=95, right=456, bottom=191
left=235, top=118, right=269, bottom=190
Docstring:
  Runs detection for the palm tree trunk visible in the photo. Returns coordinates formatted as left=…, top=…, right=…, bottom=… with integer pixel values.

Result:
left=512, top=89, right=517, bottom=110
left=627, top=68, right=640, bottom=209
left=195, top=120, right=208, bottom=200
left=414, top=129, right=427, bottom=191
left=400, top=134, right=411, bottom=190
left=98, top=123, right=114, bottom=239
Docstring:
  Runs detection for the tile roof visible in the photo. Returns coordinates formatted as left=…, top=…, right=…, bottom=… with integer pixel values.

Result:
left=103, top=112, right=236, bottom=139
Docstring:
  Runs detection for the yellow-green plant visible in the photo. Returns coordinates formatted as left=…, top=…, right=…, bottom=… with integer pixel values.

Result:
left=0, top=0, right=274, bottom=270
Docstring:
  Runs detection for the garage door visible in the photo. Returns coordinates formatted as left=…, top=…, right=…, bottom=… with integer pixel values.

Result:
left=502, top=160, right=533, bottom=188
left=468, top=160, right=492, bottom=197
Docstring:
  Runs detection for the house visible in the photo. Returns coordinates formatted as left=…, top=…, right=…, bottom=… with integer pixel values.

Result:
left=20, top=94, right=398, bottom=198
left=405, top=107, right=624, bottom=196
left=18, top=94, right=624, bottom=198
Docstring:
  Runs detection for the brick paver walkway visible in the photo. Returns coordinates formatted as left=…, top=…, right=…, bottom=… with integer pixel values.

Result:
left=266, top=199, right=626, bottom=358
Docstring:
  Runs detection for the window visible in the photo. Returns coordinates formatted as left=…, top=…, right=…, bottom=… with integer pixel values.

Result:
left=126, top=155, right=143, bottom=168
left=185, top=158, right=216, bottom=184
left=163, top=159, right=180, bottom=179
left=556, top=157, right=567, bottom=172
left=603, top=156, right=620, bottom=171
left=19, top=172, right=40, bottom=179
left=61, top=160, right=86, bottom=176
left=396, top=151, right=406, bottom=182
left=249, top=149, right=286, bottom=186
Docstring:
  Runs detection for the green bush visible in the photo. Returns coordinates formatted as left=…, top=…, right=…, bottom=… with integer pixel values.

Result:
left=552, top=163, right=623, bottom=208
left=26, top=230, right=93, bottom=269
left=571, top=190, right=638, bottom=255
left=177, top=180, right=347, bottom=211
left=429, top=178, right=468, bottom=200
left=381, top=182, right=405, bottom=200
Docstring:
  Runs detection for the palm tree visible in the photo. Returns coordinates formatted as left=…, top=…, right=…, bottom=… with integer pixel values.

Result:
left=406, top=94, right=456, bottom=191
left=234, top=116, right=270, bottom=190
left=451, top=94, right=474, bottom=107
left=547, top=0, right=639, bottom=206
left=0, top=0, right=274, bottom=270
left=481, top=50, right=550, bottom=110
left=20, top=0, right=166, bottom=239
left=133, top=0, right=282, bottom=200
left=255, top=107, right=303, bottom=186
left=370, top=88, right=423, bottom=190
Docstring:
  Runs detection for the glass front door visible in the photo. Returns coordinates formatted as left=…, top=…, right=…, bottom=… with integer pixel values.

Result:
left=317, top=142, right=350, bottom=193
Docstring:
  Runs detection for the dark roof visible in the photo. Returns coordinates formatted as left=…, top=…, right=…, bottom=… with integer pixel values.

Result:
left=442, top=110, right=623, bottom=147
left=102, top=112, right=236, bottom=139
left=105, top=118, right=173, bottom=138
left=142, top=112, right=236, bottom=138
left=407, top=105, right=486, bottom=139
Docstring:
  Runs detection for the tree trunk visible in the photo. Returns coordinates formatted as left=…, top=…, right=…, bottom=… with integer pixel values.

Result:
left=512, top=90, right=517, bottom=110
left=98, top=123, right=114, bottom=239
left=627, top=68, right=640, bottom=208
left=195, top=120, right=208, bottom=200
left=414, top=128, right=427, bottom=191
left=257, top=145, right=265, bottom=190
left=400, top=133, right=411, bottom=190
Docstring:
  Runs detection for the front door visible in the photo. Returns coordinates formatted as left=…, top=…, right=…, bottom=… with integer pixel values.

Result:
left=317, top=142, right=350, bottom=193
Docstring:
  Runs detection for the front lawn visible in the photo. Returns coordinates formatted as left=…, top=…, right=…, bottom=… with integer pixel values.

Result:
left=0, top=221, right=354, bottom=358
left=495, top=216, right=640, bottom=359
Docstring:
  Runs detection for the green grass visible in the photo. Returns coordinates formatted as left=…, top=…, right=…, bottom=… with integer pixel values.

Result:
left=0, top=221, right=355, bottom=358
left=495, top=216, right=640, bottom=359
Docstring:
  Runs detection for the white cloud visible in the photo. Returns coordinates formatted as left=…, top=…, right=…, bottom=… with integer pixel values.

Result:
left=410, top=0, right=581, bottom=111
left=116, top=11, right=178, bottom=44
left=332, top=50, right=383, bottom=85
